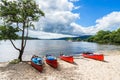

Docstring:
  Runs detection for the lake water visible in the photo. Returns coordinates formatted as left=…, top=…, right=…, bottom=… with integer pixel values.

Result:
left=0, top=40, right=120, bottom=62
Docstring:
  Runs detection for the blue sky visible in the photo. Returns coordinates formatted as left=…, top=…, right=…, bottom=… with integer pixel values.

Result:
left=72, top=0, right=120, bottom=26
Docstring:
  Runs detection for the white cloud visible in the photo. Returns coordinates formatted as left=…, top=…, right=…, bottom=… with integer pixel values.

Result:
left=71, top=11, right=120, bottom=35
left=40, top=10, right=120, bottom=36
left=34, top=0, right=80, bottom=34
left=28, top=30, right=76, bottom=39
left=70, top=22, right=85, bottom=35
left=37, top=0, right=74, bottom=12
left=74, top=6, right=81, bottom=10
left=95, top=12, right=120, bottom=31
left=69, top=0, right=79, bottom=2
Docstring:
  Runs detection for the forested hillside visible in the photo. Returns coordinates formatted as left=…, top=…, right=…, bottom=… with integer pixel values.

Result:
left=87, top=28, right=120, bottom=44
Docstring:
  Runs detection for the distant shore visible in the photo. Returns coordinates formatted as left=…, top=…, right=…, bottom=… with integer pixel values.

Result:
left=0, top=50, right=120, bottom=80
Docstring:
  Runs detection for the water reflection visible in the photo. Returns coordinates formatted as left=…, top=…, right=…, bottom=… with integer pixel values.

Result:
left=0, top=40, right=120, bottom=62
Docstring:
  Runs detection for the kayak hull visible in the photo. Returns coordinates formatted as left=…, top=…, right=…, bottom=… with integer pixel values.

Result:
left=59, top=56, right=74, bottom=63
left=45, top=55, right=58, bottom=68
left=82, top=54, right=104, bottom=61
left=31, top=56, right=43, bottom=72
left=46, top=59, right=58, bottom=68
left=31, top=61, right=43, bottom=72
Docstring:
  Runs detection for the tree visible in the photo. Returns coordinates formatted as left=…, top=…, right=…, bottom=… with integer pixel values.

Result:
left=0, top=0, right=44, bottom=61
left=91, top=30, right=111, bottom=43
left=86, top=28, right=120, bottom=44
left=76, top=38, right=81, bottom=41
left=67, top=37, right=73, bottom=41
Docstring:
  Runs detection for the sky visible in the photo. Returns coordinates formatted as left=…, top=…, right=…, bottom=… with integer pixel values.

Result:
left=1, top=0, right=120, bottom=39
left=72, top=0, right=120, bottom=27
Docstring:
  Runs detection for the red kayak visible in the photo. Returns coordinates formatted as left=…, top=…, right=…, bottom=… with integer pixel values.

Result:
left=45, top=55, right=58, bottom=68
left=59, top=54, right=74, bottom=63
left=82, top=53, right=104, bottom=61
left=31, top=55, right=43, bottom=72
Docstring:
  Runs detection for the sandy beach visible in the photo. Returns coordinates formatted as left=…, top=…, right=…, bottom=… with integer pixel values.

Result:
left=0, top=51, right=120, bottom=80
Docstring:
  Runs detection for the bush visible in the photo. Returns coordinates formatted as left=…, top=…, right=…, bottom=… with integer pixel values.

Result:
left=9, top=59, right=20, bottom=64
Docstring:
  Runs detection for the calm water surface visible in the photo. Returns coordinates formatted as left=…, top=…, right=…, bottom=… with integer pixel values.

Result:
left=0, top=40, right=120, bottom=62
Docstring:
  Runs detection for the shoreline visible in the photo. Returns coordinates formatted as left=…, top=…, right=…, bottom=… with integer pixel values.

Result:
left=0, top=51, right=120, bottom=80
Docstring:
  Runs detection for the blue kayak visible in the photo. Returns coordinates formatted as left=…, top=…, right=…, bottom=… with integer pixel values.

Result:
left=32, top=57, right=43, bottom=65
left=46, top=56, right=56, bottom=60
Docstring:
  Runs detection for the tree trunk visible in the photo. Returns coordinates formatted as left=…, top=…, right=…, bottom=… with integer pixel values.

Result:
left=18, top=50, right=24, bottom=61
left=18, top=22, right=25, bottom=62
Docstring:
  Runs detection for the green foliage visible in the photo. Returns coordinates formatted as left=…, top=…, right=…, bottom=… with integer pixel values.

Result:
left=76, top=38, right=81, bottom=41
left=87, top=28, right=120, bottom=44
left=0, top=0, right=44, bottom=27
left=9, top=59, right=20, bottom=64
left=67, top=37, right=73, bottom=41
left=0, top=0, right=44, bottom=61
left=66, top=37, right=81, bottom=41
left=0, top=25, right=19, bottom=40
left=87, top=36, right=95, bottom=42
